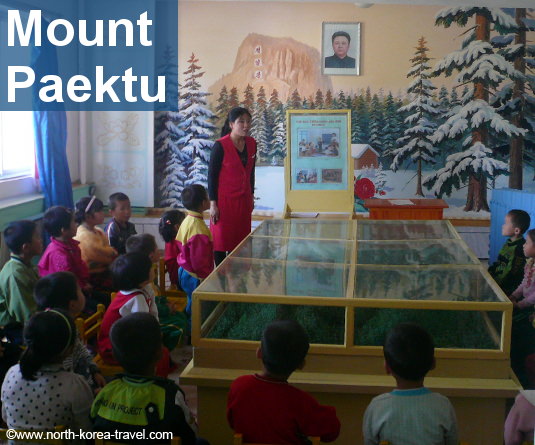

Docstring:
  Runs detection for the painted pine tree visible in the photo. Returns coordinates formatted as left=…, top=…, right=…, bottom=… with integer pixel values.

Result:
left=228, top=87, right=240, bottom=109
left=490, top=8, right=535, bottom=187
left=324, top=90, right=334, bottom=108
left=424, top=7, right=525, bottom=211
left=381, top=92, right=404, bottom=160
left=289, top=89, right=302, bottom=109
left=251, top=86, right=270, bottom=165
left=215, top=85, right=230, bottom=129
left=179, top=53, right=216, bottom=189
left=242, top=84, right=255, bottom=110
left=314, top=90, right=324, bottom=109
left=391, top=37, right=440, bottom=196
left=268, top=89, right=286, bottom=166
left=369, top=94, right=385, bottom=152
left=434, top=86, right=458, bottom=167
left=353, top=94, right=370, bottom=144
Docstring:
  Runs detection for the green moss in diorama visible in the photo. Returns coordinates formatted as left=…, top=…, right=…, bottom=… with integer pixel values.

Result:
left=354, top=308, right=498, bottom=349
left=207, top=303, right=344, bottom=344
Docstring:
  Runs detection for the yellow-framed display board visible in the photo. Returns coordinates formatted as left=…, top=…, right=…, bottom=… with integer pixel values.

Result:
left=284, top=110, right=354, bottom=216
left=182, top=219, right=519, bottom=445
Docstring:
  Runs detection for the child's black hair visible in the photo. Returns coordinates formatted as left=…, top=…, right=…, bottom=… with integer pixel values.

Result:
left=111, top=312, right=162, bottom=375
left=383, top=323, right=434, bottom=381
left=508, top=209, right=531, bottom=235
left=111, top=252, right=152, bottom=291
left=125, top=233, right=157, bottom=258
left=20, top=309, right=76, bottom=380
left=261, top=320, right=309, bottom=377
left=34, top=272, right=79, bottom=311
left=3, top=220, right=37, bottom=254
left=109, top=192, right=130, bottom=211
left=159, top=210, right=185, bottom=243
left=181, top=184, right=207, bottom=211
left=42, top=206, right=73, bottom=238
left=74, top=196, right=104, bottom=224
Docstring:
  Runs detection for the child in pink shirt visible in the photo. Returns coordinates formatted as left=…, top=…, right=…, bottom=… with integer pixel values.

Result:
left=38, top=206, right=90, bottom=290
left=504, top=390, right=535, bottom=445
left=158, top=210, right=185, bottom=288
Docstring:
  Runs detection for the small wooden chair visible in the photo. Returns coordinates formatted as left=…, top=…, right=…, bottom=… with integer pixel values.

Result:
left=75, top=301, right=123, bottom=377
left=0, top=425, right=67, bottom=444
left=95, top=436, right=181, bottom=445
left=233, top=433, right=320, bottom=445
left=157, top=258, right=187, bottom=312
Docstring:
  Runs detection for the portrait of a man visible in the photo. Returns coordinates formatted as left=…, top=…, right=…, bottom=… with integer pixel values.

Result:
left=322, top=22, right=361, bottom=76
left=325, top=31, right=356, bottom=69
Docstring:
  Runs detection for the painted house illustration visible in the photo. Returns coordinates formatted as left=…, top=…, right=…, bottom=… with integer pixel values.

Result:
left=352, top=144, right=379, bottom=169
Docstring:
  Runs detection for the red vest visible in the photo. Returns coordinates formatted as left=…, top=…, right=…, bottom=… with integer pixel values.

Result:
left=217, top=134, right=257, bottom=199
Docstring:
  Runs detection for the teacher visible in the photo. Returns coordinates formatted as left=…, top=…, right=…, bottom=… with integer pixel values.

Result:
left=208, top=107, right=257, bottom=266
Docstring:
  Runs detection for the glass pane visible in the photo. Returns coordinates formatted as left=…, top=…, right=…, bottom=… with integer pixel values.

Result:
left=354, top=266, right=501, bottom=302
left=234, top=236, right=353, bottom=264
left=199, top=257, right=349, bottom=298
left=354, top=308, right=501, bottom=349
left=253, top=219, right=354, bottom=240
left=202, top=301, right=345, bottom=345
left=357, top=240, right=477, bottom=265
left=1, top=111, right=34, bottom=177
left=357, top=220, right=455, bottom=241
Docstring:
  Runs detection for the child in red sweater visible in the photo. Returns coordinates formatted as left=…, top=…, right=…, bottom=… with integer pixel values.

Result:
left=158, top=210, right=185, bottom=288
left=227, top=320, right=340, bottom=444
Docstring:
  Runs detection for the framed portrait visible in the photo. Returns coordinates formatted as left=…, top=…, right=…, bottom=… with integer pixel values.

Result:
left=284, top=110, right=354, bottom=214
left=322, top=22, right=361, bottom=76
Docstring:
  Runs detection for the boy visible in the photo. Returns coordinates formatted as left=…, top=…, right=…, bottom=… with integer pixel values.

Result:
left=227, top=320, right=340, bottom=444
left=489, top=209, right=531, bottom=296
left=91, top=313, right=198, bottom=444
left=0, top=220, right=42, bottom=326
left=176, top=184, right=213, bottom=316
left=105, top=192, right=137, bottom=255
left=363, top=323, right=458, bottom=445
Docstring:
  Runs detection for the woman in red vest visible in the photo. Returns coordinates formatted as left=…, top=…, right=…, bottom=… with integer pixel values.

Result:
left=208, top=107, right=257, bottom=266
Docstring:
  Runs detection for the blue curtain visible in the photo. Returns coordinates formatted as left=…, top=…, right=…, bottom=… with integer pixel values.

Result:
left=31, top=21, right=73, bottom=210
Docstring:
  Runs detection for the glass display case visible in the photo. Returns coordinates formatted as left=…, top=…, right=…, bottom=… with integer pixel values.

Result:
left=191, top=219, right=512, bottom=380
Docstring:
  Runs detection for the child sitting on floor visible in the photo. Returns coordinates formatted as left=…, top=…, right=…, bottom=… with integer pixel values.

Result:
left=363, top=323, right=458, bottom=445
left=98, top=252, right=172, bottom=377
left=91, top=313, right=204, bottom=444
left=125, top=233, right=187, bottom=350
left=159, top=210, right=185, bottom=288
left=0, top=220, right=42, bottom=327
left=74, top=196, right=117, bottom=290
left=1, top=309, right=94, bottom=432
left=489, top=209, right=530, bottom=296
left=176, top=185, right=213, bottom=320
left=227, top=320, right=340, bottom=444
left=105, top=192, right=137, bottom=255
left=34, top=271, right=106, bottom=392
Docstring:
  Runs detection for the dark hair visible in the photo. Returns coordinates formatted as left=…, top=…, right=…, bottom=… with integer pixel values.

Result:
left=43, top=206, right=73, bottom=237
left=111, top=312, right=162, bottom=374
left=220, top=107, right=252, bottom=137
left=111, top=252, right=152, bottom=290
left=384, top=323, right=434, bottom=381
left=159, top=210, right=185, bottom=243
left=125, top=233, right=157, bottom=257
left=34, top=272, right=79, bottom=311
left=527, top=228, right=535, bottom=244
left=332, top=31, right=351, bottom=43
left=109, top=192, right=130, bottom=211
left=74, top=196, right=104, bottom=224
left=3, top=220, right=37, bottom=254
left=261, top=320, right=309, bottom=377
left=20, top=309, right=76, bottom=380
left=181, top=184, right=208, bottom=211
left=508, top=209, right=531, bottom=234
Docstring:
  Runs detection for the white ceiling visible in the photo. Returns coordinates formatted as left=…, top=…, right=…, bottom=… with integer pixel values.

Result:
left=187, top=0, right=534, bottom=7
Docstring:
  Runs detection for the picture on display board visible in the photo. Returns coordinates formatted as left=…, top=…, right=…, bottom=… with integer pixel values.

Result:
left=322, top=22, right=361, bottom=76
left=296, top=169, right=318, bottom=184
left=298, top=129, right=340, bottom=158
left=322, top=168, right=343, bottom=183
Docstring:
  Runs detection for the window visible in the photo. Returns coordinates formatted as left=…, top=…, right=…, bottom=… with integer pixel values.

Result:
left=0, top=111, right=35, bottom=180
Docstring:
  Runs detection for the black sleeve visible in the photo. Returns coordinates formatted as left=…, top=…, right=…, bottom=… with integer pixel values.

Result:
left=208, top=141, right=224, bottom=201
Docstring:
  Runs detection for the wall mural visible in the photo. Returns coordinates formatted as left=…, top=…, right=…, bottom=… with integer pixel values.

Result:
left=155, top=5, right=535, bottom=217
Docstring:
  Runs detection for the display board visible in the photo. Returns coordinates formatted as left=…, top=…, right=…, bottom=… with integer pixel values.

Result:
left=284, top=110, right=353, bottom=215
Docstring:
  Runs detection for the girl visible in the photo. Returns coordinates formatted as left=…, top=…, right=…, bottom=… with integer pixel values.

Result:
left=158, top=210, right=185, bottom=288
left=34, top=272, right=106, bottom=392
left=1, top=310, right=94, bottom=431
left=74, top=196, right=117, bottom=289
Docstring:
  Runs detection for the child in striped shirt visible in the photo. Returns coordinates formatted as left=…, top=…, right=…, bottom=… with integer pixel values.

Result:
left=363, top=323, right=458, bottom=445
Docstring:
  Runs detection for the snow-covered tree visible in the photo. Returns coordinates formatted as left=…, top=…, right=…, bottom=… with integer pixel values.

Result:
left=179, top=53, right=216, bottom=190
left=369, top=94, right=385, bottom=151
left=251, top=86, right=270, bottom=164
left=424, top=7, right=526, bottom=211
left=391, top=37, right=440, bottom=196
left=381, top=92, right=404, bottom=160
left=490, top=8, right=535, bottom=187
left=352, top=94, right=370, bottom=144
